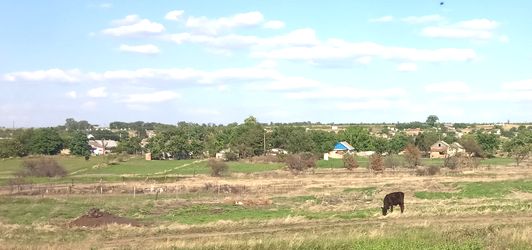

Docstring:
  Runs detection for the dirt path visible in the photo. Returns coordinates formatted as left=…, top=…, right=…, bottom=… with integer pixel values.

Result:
left=152, top=159, right=207, bottom=175
left=101, top=213, right=532, bottom=248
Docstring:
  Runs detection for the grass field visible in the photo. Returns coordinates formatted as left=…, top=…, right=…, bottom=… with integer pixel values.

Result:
left=0, top=155, right=530, bottom=249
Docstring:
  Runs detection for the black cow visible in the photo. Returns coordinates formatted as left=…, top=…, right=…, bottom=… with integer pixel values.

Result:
left=381, top=192, right=404, bottom=216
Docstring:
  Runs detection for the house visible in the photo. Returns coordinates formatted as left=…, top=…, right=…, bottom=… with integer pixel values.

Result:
left=327, top=141, right=355, bottom=159
left=266, top=148, right=288, bottom=156
left=89, top=139, right=118, bottom=155
left=215, top=149, right=231, bottom=160
left=405, top=128, right=422, bottom=136
left=430, top=141, right=466, bottom=158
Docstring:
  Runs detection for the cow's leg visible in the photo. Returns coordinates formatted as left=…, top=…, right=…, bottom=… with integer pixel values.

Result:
left=400, top=203, right=404, bottom=213
left=390, top=205, right=393, bottom=212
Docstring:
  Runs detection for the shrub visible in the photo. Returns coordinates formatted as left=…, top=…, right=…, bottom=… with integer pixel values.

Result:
left=415, top=165, right=440, bottom=176
left=224, top=152, right=238, bottom=162
left=428, top=165, right=440, bottom=175
left=369, top=154, right=384, bottom=172
left=444, top=156, right=460, bottom=169
left=208, top=159, right=229, bottom=177
left=403, top=144, right=421, bottom=168
left=342, top=153, right=359, bottom=170
left=285, top=153, right=317, bottom=174
left=17, top=157, right=67, bottom=177
left=384, top=154, right=404, bottom=169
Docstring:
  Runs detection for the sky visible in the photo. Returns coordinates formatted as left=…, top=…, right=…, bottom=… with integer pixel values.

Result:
left=1, top=0, right=531, bottom=127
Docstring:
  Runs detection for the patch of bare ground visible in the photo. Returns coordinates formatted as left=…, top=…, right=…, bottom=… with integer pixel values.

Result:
left=69, top=208, right=142, bottom=227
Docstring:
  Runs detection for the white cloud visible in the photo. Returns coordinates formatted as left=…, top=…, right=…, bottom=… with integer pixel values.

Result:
left=502, top=79, right=532, bottom=90
left=263, top=20, right=285, bottom=29
left=66, top=91, right=77, bottom=99
left=111, top=15, right=140, bottom=26
left=402, top=15, right=443, bottom=24
left=369, top=16, right=394, bottom=23
left=185, top=11, right=264, bottom=35
left=3, top=69, right=81, bottom=82
left=356, top=56, right=372, bottom=65
left=99, top=3, right=112, bottom=9
left=422, top=18, right=499, bottom=40
left=499, top=35, right=509, bottom=43
left=397, top=63, right=417, bottom=72
left=284, top=87, right=406, bottom=100
left=81, top=101, right=97, bottom=111
left=335, top=100, right=394, bottom=110
left=422, top=27, right=493, bottom=40
left=119, top=44, right=160, bottom=54
left=165, top=10, right=184, bottom=21
left=87, top=87, right=108, bottom=98
left=248, top=77, right=321, bottom=91
left=424, top=81, right=471, bottom=93
left=103, top=15, right=165, bottom=36
left=456, top=19, right=499, bottom=30
left=166, top=28, right=319, bottom=50
left=122, top=91, right=180, bottom=104
left=251, top=40, right=477, bottom=63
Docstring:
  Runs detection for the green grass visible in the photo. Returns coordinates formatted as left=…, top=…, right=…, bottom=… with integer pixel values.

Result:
left=317, top=158, right=369, bottom=168
left=163, top=204, right=292, bottom=224
left=415, top=179, right=532, bottom=199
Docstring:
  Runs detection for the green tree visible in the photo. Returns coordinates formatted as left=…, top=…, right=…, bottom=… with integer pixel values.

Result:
left=309, top=130, right=338, bottom=154
left=230, top=117, right=265, bottom=158
left=30, top=128, right=64, bottom=155
left=116, top=137, right=142, bottom=155
left=339, top=126, right=375, bottom=151
left=68, top=131, right=91, bottom=157
left=459, top=135, right=484, bottom=157
left=0, top=139, right=25, bottom=158
left=387, top=133, right=410, bottom=154
left=415, top=131, right=440, bottom=153
left=503, top=130, right=532, bottom=166
left=474, top=132, right=500, bottom=157
left=426, top=115, right=439, bottom=127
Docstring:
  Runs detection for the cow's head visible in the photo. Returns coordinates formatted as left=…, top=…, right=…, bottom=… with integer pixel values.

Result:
left=381, top=206, right=387, bottom=216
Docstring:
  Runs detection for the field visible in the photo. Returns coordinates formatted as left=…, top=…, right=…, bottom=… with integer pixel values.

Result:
left=0, top=156, right=531, bottom=249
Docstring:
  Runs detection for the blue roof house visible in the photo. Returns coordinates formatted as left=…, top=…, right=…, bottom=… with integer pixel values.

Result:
left=334, top=141, right=355, bottom=151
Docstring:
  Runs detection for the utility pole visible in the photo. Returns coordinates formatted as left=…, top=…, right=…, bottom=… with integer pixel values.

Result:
left=263, top=130, right=266, bottom=155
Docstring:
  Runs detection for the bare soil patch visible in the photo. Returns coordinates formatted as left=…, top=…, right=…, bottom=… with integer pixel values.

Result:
left=69, top=208, right=141, bottom=227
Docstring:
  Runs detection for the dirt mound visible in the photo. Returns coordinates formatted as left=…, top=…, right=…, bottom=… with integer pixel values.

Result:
left=70, top=208, right=141, bottom=227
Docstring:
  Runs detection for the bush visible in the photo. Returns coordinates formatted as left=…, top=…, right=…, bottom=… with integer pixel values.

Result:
left=285, top=153, right=317, bottom=174
left=17, top=157, right=67, bottom=177
left=208, top=159, right=229, bottom=177
left=224, top=152, right=238, bottom=162
left=384, top=154, right=404, bottom=169
left=444, top=156, right=460, bottom=169
left=342, top=153, right=359, bottom=170
left=415, top=165, right=440, bottom=176
left=369, top=154, right=384, bottom=172
left=403, top=144, right=421, bottom=168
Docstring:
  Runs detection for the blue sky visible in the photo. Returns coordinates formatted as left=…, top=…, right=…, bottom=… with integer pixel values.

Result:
left=1, top=0, right=531, bottom=127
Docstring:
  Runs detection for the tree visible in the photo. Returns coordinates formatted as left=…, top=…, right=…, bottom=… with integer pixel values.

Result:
left=426, top=115, right=439, bottom=127
left=415, top=131, right=440, bottom=153
left=343, top=153, right=358, bottom=170
left=387, top=133, right=410, bottom=154
left=309, top=130, right=338, bottom=154
left=459, top=135, right=484, bottom=157
left=474, top=132, right=500, bottom=157
left=30, top=128, right=64, bottom=155
left=230, top=117, right=265, bottom=158
left=403, top=144, right=421, bottom=168
left=503, top=130, right=532, bottom=166
left=0, top=139, right=24, bottom=158
left=372, top=137, right=389, bottom=154
left=68, top=131, right=91, bottom=157
left=339, top=126, right=375, bottom=151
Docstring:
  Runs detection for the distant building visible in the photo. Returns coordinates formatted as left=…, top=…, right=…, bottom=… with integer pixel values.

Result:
left=328, top=141, right=355, bottom=159
left=89, top=139, right=118, bottom=155
left=430, top=141, right=465, bottom=158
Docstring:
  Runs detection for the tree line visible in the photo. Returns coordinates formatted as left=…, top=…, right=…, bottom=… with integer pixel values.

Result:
left=0, top=117, right=530, bottom=163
